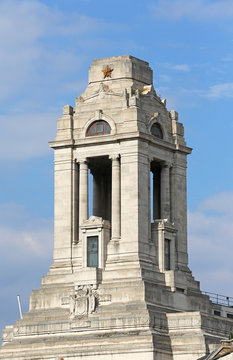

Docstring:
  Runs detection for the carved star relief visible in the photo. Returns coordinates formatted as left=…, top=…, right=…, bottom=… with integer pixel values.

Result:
left=102, top=65, right=113, bottom=79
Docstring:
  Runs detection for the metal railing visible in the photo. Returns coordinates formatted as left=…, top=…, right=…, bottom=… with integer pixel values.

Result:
left=203, top=291, right=233, bottom=307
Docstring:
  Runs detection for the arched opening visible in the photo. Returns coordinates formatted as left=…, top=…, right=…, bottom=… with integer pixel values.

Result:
left=151, top=123, right=163, bottom=139
left=86, top=120, right=111, bottom=137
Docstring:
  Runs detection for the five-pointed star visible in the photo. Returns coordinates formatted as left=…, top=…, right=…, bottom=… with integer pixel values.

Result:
left=102, top=65, right=113, bottom=79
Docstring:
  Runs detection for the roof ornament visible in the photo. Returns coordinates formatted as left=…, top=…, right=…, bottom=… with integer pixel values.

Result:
left=102, top=65, right=113, bottom=79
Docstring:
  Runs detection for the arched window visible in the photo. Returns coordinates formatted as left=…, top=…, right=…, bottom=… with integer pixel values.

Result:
left=151, top=123, right=163, bottom=139
left=86, top=120, right=111, bottom=137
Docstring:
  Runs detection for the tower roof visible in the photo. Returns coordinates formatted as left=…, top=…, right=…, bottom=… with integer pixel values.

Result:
left=89, top=55, right=153, bottom=85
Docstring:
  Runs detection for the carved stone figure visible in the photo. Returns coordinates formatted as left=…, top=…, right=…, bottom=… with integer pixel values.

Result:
left=69, top=294, right=76, bottom=318
left=69, top=285, right=97, bottom=318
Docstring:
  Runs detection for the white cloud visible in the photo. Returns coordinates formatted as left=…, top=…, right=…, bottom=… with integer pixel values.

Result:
left=172, top=64, right=190, bottom=71
left=0, top=203, right=53, bottom=258
left=160, top=62, right=191, bottom=72
left=0, top=225, right=52, bottom=258
left=151, top=0, right=233, bottom=20
left=159, top=74, right=171, bottom=82
left=199, top=192, right=233, bottom=215
left=0, top=112, right=57, bottom=159
left=188, top=192, right=233, bottom=296
left=0, top=0, right=111, bottom=105
left=0, top=0, right=125, bottom=160
left=221, top=55, right=233, bottom=62
left=0, top=202, right=53, bottom=336
left=164, top=81, right=233, bottom=101
left=204, top=82, right=233, bottom=98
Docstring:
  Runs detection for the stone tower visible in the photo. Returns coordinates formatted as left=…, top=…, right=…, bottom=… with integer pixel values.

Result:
left=1, top=55, right=233, bottom=360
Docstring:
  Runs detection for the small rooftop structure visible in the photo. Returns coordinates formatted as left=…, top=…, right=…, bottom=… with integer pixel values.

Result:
left=199, top=340, right=233, bottom=360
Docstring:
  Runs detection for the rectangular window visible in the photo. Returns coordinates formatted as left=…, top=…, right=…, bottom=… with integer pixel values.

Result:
left=214, top=310, right=221, bottom=316
left=227, top=313, right=233, bottom=319
left=87, top=236, right=98, bottom=267
left=164, top=239, right=171, bottom=270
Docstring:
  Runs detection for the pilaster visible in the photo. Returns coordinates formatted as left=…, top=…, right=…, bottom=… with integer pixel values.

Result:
left=79, top=160, right=89, bottom=226
left=110, top=155, right=121, bottom=240
left=53, top=147, right=74, bottom=266
left=160, top=163, right=171, bottom=220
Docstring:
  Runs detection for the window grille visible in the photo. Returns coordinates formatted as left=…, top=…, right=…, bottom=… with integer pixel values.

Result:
left=86, top=120, right=111, bottom=137
left=87, top=236, right=98, bottom=267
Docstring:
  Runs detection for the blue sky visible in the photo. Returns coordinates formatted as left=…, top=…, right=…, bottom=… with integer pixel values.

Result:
left=1, top=0, right=233, bottom=337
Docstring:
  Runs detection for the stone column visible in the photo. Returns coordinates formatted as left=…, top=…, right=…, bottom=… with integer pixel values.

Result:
left=79, top=160, right=88, bottom=225
left=160, top=163, right=170, bottom=220
left=72, top=160, right=79, bottom=244
left=111, top=155, right=121, bottom=239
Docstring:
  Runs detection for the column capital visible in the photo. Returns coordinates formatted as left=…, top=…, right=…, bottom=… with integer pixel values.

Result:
left=109, top=154, right=120, bottom=162
left=150, top=156, right=157, bottom=164
left=147, top=155, right=153, bottom=164
left=79, top=159, right=88, bottom=166
left=163, top=161, right=173, bottom=169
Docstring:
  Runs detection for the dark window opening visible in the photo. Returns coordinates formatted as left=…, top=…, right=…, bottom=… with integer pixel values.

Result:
left=227, top=313, right=233, bottom=319
left=151, top=162, right=161, bottom=221
left=87, top=236, right=98, bottom=267
left=176, top=288, right=185, bottom=293
left=214, top=310, right=221, bottom=316
left=86, top=120, right=111, bottom=137
left=151, top=123, right=163, bottom=139
left=165, top=239, right=171, bottom=270
left=88, top=156, right=112, bottom=222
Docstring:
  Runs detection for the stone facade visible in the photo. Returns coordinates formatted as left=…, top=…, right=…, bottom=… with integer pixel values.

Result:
left=1, top=55, right=233, bottom=360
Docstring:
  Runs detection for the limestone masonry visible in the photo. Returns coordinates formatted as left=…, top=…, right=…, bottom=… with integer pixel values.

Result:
left=1, top=55, right=233, bottom=360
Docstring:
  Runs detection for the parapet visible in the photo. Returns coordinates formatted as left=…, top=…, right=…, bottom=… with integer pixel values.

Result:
left=88, top=55, right=153, bottom=85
